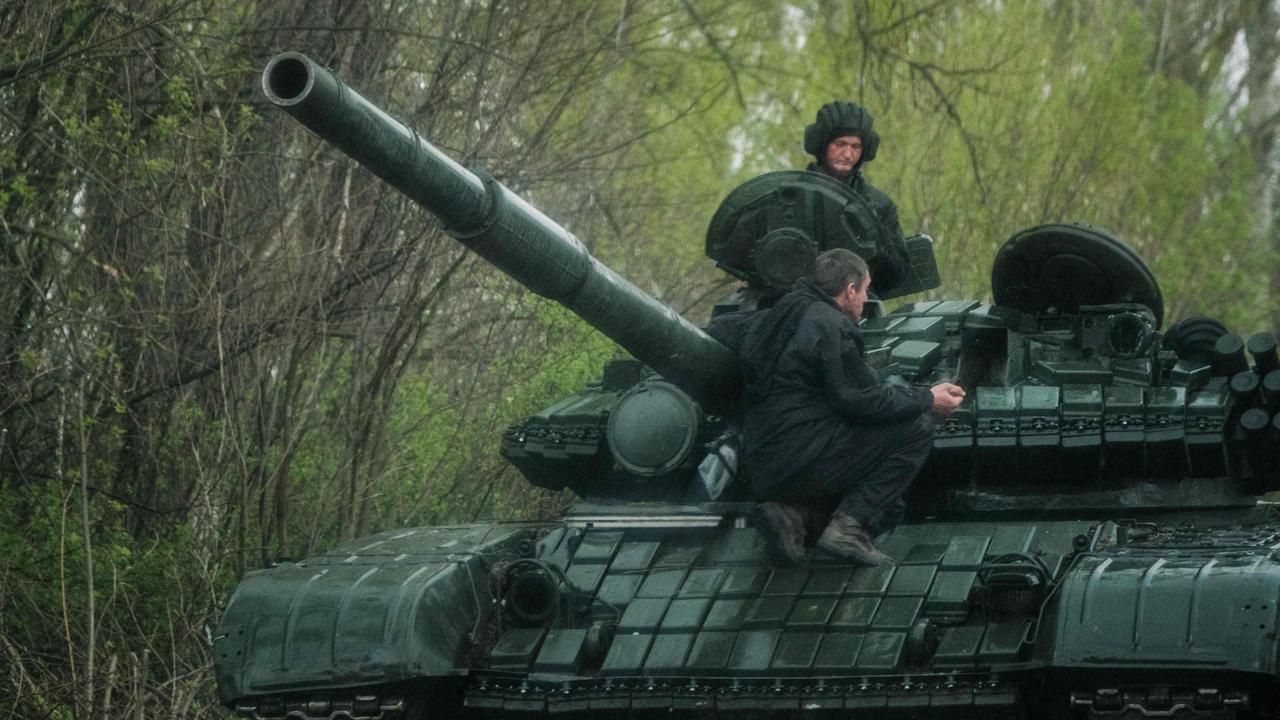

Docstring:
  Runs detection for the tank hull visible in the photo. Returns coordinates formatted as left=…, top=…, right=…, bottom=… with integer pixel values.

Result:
left=218, top=510, right=1280, bottom=719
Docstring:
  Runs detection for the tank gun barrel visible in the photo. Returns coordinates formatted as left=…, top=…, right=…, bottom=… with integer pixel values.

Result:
left=262, top=52, right=738, bottom=412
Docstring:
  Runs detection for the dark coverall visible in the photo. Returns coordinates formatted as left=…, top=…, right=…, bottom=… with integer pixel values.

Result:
left=708, top=277, right=934, bottom=535
left=807, top=161, right=910, bottom=295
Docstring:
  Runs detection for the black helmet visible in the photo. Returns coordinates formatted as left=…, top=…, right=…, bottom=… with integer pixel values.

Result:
left=803, top=101, right=879, bottom=165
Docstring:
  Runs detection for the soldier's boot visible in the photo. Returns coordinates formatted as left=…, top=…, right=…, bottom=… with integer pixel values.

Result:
left=752, top=501, right=808, bottom=566
left=817, top=511, right=894, bottom=566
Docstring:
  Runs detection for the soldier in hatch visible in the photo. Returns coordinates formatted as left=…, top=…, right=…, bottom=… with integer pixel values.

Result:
left=742, top=249, right=965, bottom=566
left=804, top=100, right=910, bottom=295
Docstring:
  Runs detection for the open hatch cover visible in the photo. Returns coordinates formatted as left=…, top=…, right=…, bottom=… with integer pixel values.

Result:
left=991, top=223, right=1164, bottom=327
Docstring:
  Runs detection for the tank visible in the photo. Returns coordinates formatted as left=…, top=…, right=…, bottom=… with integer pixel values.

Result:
left=213, top=52, right=1280, bottom=720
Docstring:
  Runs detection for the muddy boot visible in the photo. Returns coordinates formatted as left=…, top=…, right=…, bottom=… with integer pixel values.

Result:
left=752, top=501, right=808, bottom=566
left=817, top=511, right=894, bottom=565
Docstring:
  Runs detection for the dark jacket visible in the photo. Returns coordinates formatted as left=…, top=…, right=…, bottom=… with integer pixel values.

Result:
left=724, top=278, right=932, bottom=498
left=807, top=163, right=909, bottom=293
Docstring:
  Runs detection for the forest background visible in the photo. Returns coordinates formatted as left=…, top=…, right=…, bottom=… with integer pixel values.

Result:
left=1, top=0, right=1277, bottom=717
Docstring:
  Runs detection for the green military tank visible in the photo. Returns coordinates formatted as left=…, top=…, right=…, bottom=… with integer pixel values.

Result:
left=213, top=52, right=1280, bottom=719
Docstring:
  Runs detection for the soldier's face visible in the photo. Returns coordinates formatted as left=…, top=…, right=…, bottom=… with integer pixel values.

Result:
left=839, top=275, right=872, bottom=321
left=823, top=135, right=863, bottom=177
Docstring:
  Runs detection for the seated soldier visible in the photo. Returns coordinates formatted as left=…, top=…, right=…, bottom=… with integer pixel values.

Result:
left=733, top=249, right=964, bottom=565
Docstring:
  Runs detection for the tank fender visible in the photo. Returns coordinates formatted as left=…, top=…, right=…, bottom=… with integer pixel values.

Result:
left=214, top=524, right=542, bottom=704
left=1052, top=550, right=1280, bottom=673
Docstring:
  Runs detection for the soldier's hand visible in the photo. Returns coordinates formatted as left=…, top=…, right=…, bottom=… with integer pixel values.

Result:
left=929, top=383, right=965, bottom=419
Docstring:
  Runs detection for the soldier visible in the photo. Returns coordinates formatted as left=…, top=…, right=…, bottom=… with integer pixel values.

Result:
left=741, top=249, right=965, bottom=566
left=804, top=100, right=909, bottom=294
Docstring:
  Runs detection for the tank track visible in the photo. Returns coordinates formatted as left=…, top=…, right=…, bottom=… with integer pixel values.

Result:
left=233, top=681, right=1254, bottom=719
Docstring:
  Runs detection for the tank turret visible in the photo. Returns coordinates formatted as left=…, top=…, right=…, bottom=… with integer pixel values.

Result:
left=261, top=53, right=1278, bottom=507
left=262, top=53, right=930, bottom=499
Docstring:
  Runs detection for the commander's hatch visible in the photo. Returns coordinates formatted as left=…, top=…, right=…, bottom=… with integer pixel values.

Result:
left=705, top=171, right=939, bottom=301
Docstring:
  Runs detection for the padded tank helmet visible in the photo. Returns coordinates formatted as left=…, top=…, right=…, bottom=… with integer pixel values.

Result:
left=804, top=100, right=880, bottom=166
